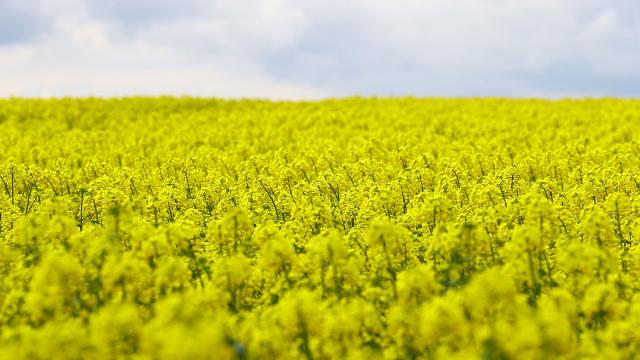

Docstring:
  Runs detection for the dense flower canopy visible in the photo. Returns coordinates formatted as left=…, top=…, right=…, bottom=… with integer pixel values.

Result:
left=1, top=98, right=640, bottom=358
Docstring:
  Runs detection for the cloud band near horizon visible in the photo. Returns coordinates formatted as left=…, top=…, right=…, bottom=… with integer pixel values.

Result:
left=1, top=0, right=639, bottom=99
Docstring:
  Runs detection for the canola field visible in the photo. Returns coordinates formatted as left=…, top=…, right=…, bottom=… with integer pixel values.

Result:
left=1, top=97, right=640, bottom=359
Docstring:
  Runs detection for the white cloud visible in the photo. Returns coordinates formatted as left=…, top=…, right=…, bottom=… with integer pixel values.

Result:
left=264, top=0, right=640, bottom=96
left=136, top=0, right=308, bottom=57
left=0, top=17, right=325, bottom=98
left=0, top=0, right=324, bottom=98
left=1, top=0, right=639, bottom=98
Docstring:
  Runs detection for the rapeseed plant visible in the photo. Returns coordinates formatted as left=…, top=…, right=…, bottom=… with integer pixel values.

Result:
left=0, top=97, right=639, bottom=358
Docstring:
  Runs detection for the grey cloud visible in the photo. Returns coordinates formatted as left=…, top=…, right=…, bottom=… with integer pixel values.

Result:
left=263, top=3, right=378, bottom=88
left=0, top=1, right=51, bottom=44
left=261, top=0, right=640, bottom=97
left=2, top=0, right=640, bottom=97
left=84, top=0, right=213, bottom=29
left=517, top=62, right=640, bottom=97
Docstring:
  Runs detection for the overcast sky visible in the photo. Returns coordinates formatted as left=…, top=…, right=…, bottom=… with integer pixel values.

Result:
left=1, top=0, right=639, bottom=98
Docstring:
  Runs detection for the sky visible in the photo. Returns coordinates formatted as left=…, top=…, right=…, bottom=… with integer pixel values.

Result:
left=1, top=0, right=639, bottom=99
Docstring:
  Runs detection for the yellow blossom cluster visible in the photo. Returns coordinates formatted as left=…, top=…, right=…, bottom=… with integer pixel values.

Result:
left=1, top=97, right=640, bottom=359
